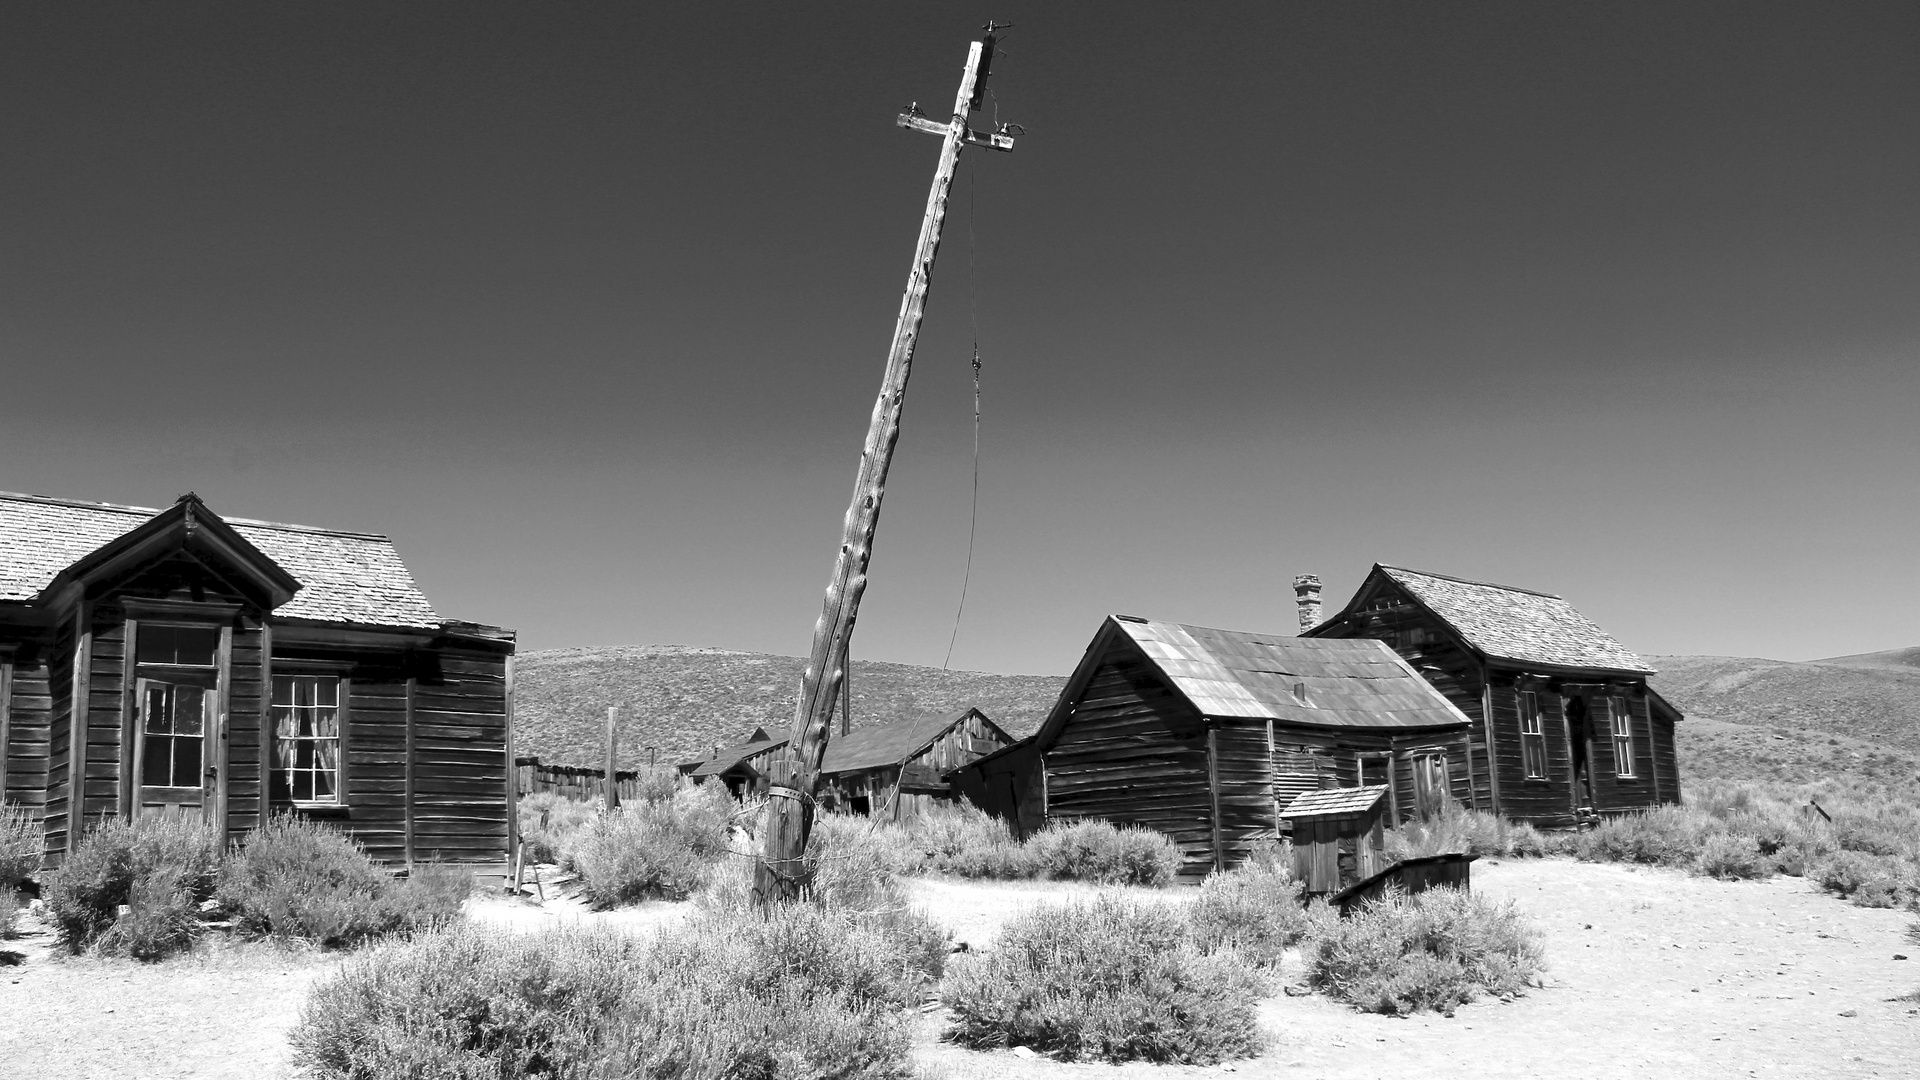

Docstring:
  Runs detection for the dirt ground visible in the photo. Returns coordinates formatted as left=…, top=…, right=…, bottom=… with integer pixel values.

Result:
left=1, top=860, right=1913, bottom=1079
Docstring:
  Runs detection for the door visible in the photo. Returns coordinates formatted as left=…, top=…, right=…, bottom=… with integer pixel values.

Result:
left=1411, top=754, right=1449, bottom=819
left=134, top=675, right=217, bottom=819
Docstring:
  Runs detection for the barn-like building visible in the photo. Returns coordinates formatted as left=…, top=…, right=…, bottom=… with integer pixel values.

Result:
left=816, top=707, right=1013, bottom=822
left=0, top=491, right=516, bottom=873
left=1301, top=565, right=1682, bottom=826
left=968, top=615, right=1474, bottom=879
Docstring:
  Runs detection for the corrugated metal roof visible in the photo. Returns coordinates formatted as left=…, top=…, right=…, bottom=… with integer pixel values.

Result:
left=1111, top=618, right=1469, bottom=730
left=0, top=491, right=441, bottom=629
left=1280, top=785, right=1388, bottom=818
left=821, top=710, right=977, bottom=775
left=1379, top=565, right=1653, bottom=674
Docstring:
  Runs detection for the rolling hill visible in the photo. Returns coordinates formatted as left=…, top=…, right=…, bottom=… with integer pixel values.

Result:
left=1649, top=652, right=1920, bottom=787
left=512, top=645, right=1066, bottom=771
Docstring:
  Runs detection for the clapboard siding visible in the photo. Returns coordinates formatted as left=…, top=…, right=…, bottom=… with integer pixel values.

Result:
left=4, top=656, right=53, bottom=817
left=410, top=648, right=510, bottom=864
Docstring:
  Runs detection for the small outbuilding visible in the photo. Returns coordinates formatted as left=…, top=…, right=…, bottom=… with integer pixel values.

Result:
left=682, top=727, right=788, bottom=799
left=942, top=734, right=1044, bottom=838
left=1279, top=784, right=1388, bottom=894
left=1025, top=615, right=1475, bottom=880
left=819, top=707, right=1013, bottom=822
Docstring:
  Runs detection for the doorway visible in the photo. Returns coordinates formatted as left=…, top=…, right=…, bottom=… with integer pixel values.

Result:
left=134, top=675, right=215, bottom=819
left=1564, top=695, right=1594, bottom=809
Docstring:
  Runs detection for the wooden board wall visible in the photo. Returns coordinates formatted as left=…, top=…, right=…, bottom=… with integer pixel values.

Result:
left=2, top=654, right=52, bottom=823
left=1043, top=657, right=1216, bottom=879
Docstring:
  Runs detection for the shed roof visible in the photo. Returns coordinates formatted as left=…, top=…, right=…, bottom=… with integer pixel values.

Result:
left=1374, top=565, right=1653, bottom=675
left=1280, top=785, right=1388, bottom=818
left=0, top=491, right=441, bottom=628
left=690, top=734, right=788, bottom=778
left=1108, top=617, right=1470, bottom=730
left=821, top=709, right=999, bottom=776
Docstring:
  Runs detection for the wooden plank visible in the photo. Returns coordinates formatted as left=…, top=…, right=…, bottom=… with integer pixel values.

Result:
left=214, top=623, right=233, bottom=841
left=66, top=605, right=92, bottom=855
left=503, top=654, right=518, bottom=865
left=404, top=676, right=416, bottom=869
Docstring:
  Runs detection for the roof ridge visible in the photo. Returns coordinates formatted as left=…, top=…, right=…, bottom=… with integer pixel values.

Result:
left=1379, top=564, right=1563, bottom=600
left=0, top=490, right=390, bottom=542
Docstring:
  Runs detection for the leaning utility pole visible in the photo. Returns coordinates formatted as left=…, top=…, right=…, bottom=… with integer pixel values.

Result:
left=755, top=28, right=1016, bottom=902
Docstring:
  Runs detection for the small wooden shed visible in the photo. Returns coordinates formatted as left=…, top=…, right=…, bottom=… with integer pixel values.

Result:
left=819, top=708, right=1012, bottom=822
left=942, top=734, right=1044, bottom=839
left=1280, top=785, right=1388, bottom=895
left=683, top=728, right=787, bottom=799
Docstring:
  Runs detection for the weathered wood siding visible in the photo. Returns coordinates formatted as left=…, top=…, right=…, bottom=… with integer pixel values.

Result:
left=1043, top=657, right=1216, bottom=878
left=411, top=649, right=511, bottom=864
left=42, top=616, right=78, bottom=863
left=3, top=654, right=53, bottom=821
left=1487, top=680, right=1577, bottom=826
left=1650, top=710, right=1681, bottom=806
left=224, top=620, right=267, bottom=835
left=76, top=615, right=125, bottom=841
left=1211, top=721, right=1271, bottom=870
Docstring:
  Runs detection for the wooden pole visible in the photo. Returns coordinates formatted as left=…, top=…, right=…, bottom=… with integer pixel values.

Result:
left=756, top=34, right=1004, bottom=903
left=604, top=706, right=618, bottom=813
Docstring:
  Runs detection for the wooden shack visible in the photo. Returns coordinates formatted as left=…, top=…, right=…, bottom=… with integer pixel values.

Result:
left=682, top=727, right=788, bottom=798
left=1026, top=615, right=1475, bottom=880
left=0, top=491, right=516, bottom=874
left=1279, top=785, right=1388, bottom=894
left=818, top=708, right=1012, bottom=822
left=1304, top=565, right=1683, bottom=827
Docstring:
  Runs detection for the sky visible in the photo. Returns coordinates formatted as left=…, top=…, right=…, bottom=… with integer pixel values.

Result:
left=3, top=2, right=1916, bottom=675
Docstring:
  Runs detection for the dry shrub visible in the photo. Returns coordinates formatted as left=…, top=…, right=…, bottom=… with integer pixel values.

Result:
left=514, top=790, right=597, bottom=865
left=294, top=907, right=920, bottom=1080
left=1026, top=819, right=1181, bottom=886
left=1810, top=850, right=1919, bottom=909
left=1306, top=886, right=1544, bottom=1016
left=1695, top=834, right=1774, bottom=880
left=565, top=780, right=735, bottom=905
left=1574, top=805, right=1718, bottom=868
left=44, top=815, right=217, bottom=958
left=1186, top=860, right=1326, bottom=968
left=217, top=816, right=467, bottom=947
left=899, top=802, right=1036, bottom=879
left=1386, top=803, right=1567, bottom=861
left=1, top=891, right=23, bottom=939
left=1, top=805, right=40, bottom=890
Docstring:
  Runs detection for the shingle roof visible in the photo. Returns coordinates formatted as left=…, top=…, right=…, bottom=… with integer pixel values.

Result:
left=821, top=710, right=980, bottom=775
left=1377, top=565, right=1653, bottom=674
left=1280, top=785, right=1389, bottom=818
left=0, top=492, right=441, bottom=629
left=1111, top=617, right=1470, bottom=730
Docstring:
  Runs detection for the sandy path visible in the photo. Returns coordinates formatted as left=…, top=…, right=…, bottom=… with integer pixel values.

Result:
left=915, top=860, right=1919, bottom=1080
left=0, top=862, right=1911, bottom=1078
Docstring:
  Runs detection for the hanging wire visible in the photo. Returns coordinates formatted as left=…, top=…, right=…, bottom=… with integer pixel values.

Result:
left=942, top=151, right=984, bottom=670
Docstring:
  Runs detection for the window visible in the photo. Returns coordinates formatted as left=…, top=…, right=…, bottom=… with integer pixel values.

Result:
left=1358, top=756, right=1390, bottom=788
left=1519, top=690, right=1548, bottom=779
left=133, top=622, right=222, bottom=795
left=141, top=682, right=210, bottom=788
left=272, top=675, right=342, bottom=803
left=1610, top=695, right=1636, bottom=777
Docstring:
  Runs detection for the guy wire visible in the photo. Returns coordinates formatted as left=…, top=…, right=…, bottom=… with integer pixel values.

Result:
left=942, top=151, right=984, bottom=671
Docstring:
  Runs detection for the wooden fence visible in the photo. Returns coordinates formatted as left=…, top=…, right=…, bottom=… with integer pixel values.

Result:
left=515, top=756, right=647, bottom=804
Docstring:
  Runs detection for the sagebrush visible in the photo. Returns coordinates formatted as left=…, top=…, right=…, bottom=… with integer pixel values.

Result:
left=943, top=892, right=1264, bottom=1064
left=44, top=815, right=218, bottom=959
left=1186, top=860, right=1327, bottom=968
left=294, top=906, right=921, bottom=1080
left=1, top=805, right=40, bottom=890
left=216, top=815, right=467, bottom=947
left=1307, top=885, right=1545, bottom=1016
left=564, top=779, right=736, bottom=904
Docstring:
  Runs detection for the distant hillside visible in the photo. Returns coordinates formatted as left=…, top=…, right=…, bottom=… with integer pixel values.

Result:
left=1650, top=652, right=1920, bottom=787
left=513, top=645, right=1066, bottom=771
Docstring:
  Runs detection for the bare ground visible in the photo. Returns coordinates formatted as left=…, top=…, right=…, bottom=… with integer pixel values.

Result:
left=1, top=860, right=1913, bottom=1079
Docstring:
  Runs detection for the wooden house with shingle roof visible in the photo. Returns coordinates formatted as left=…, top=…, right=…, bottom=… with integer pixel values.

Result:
left=817, top=707, right=1012, bottom=822
left=680, top=727, right=788, bottom=798
left=0, top=490, right=515, bottom=874
left=1303, top=564, right=1682, bottom=826
left=1013, top=614, right=1473, bottom=879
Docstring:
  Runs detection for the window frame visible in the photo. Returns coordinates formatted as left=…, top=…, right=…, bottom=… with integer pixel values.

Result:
left=1518, top=689, right=1549, bottom=779
left=1610, top=695, right=1637, bottom=778
left=270, top=670, right=351, bottom=808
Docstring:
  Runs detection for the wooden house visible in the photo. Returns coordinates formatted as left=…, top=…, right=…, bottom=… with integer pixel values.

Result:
left=0, top=491, right=515, bottom=873
left=1303, top=564, right=1683, bottom=826
left=682, top=728, right=788, bottom=798
left=1025, top=615, right=1474, bottom=879
left=818, top=708, right=1013, bottom=822
left=1279, top=785, right=1388, bottom=895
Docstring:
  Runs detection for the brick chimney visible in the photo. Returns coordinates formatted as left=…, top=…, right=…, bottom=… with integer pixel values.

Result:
left=1293, top=574, right=1322, bottom=634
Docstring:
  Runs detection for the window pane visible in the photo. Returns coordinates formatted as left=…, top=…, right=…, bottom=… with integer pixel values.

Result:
left=174, top=686, right=207, bottom=736
left=143, top=736, right=172, bottom=786
left=138, top=625, right=219, bottom=667
left=171, top=736, right=202, bottom=788
left=144, top=686, right=171, bottom=733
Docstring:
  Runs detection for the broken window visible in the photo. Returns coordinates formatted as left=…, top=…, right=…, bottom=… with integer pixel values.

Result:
left=272, top=675, right=342, bottom=803
left=1519, top=690, right=1548, bottom=779
left=141, top=681, right=210, bottom=788
left=1610, top=695, right=1636, bottom=778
